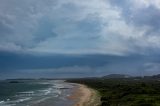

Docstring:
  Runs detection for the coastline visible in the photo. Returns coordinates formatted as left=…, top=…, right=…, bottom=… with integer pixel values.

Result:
left=68, top=84, right=101, bottom=106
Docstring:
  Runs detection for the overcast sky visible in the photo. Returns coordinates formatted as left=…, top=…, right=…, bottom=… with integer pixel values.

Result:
left=1, top=0, right=160, bottom=79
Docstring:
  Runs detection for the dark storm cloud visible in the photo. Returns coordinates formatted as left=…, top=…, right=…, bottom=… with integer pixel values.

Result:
left=1, top=51, right=160, bottom=79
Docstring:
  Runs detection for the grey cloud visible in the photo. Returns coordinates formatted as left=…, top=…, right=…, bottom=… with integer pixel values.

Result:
left=0, top=0, right=160, bottom=55
left=33, top=19, right=58, bottom=43
left=131, top=6, right=160, bottom=31
left=109, top=0, right=160, bottom=33
left=0, top=20, right=13, bottom=36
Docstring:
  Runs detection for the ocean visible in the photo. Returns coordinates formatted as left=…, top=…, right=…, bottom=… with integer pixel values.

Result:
left=0, top=80, right=76, bottom=106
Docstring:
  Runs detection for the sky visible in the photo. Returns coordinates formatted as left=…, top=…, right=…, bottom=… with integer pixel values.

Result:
left=1, top=0, right=160, bottom=79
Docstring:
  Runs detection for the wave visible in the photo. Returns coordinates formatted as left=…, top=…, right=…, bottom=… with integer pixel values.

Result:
left=0, top=101, right=5, bottom=104
left=0, top=80, right=75, bottom=106
left=15, top=97, right=32, bottom=103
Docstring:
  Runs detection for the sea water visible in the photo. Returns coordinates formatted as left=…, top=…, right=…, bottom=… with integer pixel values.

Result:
left=0, top=80, right=75, bottom=106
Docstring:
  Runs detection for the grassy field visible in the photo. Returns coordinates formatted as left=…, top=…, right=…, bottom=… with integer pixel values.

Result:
left=67, top=78, right=160, bottom=106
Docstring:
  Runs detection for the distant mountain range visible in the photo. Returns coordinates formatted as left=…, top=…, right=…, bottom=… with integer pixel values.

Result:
left=102, top=74, right=132, bottom=79
left=5, top=74, right=160, bottom=80
left=138, top=74, right=160, bottom=79
left=102, top=74, right=160, bottom=79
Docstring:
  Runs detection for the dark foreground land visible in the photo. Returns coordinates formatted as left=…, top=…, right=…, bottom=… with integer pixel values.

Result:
left=67, top=76, right=160, bottom=106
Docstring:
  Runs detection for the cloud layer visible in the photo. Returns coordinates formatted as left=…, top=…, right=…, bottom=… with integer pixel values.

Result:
left=1, top=52, right=160, bottom=79
left=0, top=0, right=160, bottom=55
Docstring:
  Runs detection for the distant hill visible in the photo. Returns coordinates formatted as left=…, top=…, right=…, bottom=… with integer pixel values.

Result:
left=102, top=74, right=131, bottom=79
left=142, top=74, right=160, bottom=79
left=102, top=74, right=160, bottom=79
left=151, top=74, right=160, bottom=79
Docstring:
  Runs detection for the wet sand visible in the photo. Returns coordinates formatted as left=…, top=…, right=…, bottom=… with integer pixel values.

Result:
left=68, top=84, right=101, bottom=106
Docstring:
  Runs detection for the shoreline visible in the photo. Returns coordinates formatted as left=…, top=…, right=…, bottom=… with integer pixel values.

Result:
left=68, top=84, right=101, bottom=106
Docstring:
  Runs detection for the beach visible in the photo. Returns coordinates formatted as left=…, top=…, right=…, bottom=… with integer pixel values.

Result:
left=68, top=84, right=101, bottom=106
left=0, top=80, right=101, bottom=106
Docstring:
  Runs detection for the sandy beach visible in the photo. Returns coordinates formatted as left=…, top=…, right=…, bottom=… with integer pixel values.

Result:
left=68, top=84, right=101, bottom=106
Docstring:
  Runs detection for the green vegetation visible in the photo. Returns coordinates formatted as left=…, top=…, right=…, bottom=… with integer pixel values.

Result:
left=67, top=78, right=160, bottom=106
